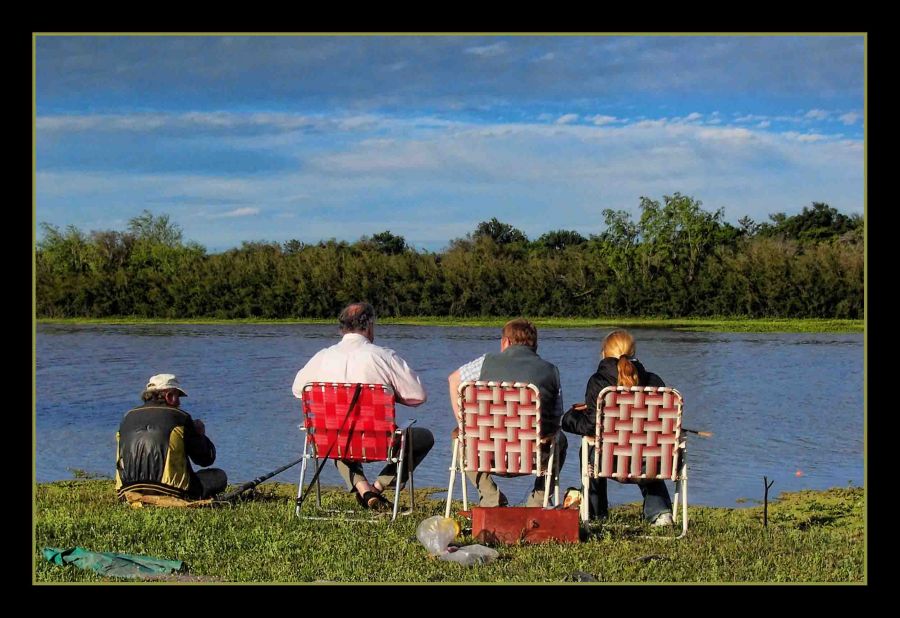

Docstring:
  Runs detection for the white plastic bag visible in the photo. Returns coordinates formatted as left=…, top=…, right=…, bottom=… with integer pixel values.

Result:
left=416, top=516, right=459, bottom=555
left=438, top=544, right=499, bottom=566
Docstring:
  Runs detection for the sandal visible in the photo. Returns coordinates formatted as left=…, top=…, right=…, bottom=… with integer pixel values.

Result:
left=355, top=490, right=393, bottom=511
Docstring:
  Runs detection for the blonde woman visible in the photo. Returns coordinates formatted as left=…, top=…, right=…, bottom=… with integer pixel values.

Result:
left=561, top=329, right=674, bottom=526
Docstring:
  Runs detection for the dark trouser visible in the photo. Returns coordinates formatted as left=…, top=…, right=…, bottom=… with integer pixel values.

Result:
left=583, top=445, right=672, bottom=521
left=191, top=468, right=228, bottom=499
left=467, top=432, right=568, bottom=507
left=336, top=427, right=435, bottom=491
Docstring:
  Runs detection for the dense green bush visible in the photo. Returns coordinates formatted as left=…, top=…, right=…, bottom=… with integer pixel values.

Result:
left=36, top=198, right=864, bottom=319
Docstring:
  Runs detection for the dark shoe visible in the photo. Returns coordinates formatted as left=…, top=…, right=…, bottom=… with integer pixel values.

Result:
left=362, top=491, right=393, bottom=511
left=355, top=489, right=393, bottom=511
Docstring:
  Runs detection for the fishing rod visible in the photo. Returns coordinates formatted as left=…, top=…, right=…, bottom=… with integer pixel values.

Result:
left=682, top=428, right=712, bottom=438
left=216, top=456, right=306, bottom=503
left=217, top=384, right=365, bottom=504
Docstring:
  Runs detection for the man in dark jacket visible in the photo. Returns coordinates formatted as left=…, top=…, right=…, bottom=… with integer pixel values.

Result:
left=447, top=319, right=567, bottom=507
left=115, top=374, right=227, bottom=500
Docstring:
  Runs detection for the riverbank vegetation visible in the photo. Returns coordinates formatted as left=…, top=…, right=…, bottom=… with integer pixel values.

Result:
left=37, top=196, right=863, bottom=321
left=34, top=481, right=864, bottom=583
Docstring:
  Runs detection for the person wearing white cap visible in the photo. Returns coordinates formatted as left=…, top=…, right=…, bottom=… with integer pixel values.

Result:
left=115, top=373, right=227, bottom=501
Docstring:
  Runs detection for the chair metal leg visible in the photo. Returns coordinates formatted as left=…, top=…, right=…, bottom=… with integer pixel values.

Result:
left=543, top=440, right=555, bottom=508
left=459, top=439, right=468, bottom=511
left=445, top=436, right=459, bottom=518
left=553, top=439, right=560, bottom=507
left=392, top=430, right=407, bottom=521
left=580, top=438, right=589, bottom=522
left=407, top=427, right=415, bottom=511
left=676, top=464, right=688, bottom=539
left=295, top=434, right=310, bottom=518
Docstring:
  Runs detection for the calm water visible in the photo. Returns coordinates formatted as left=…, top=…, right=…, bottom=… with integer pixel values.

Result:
left=35, top=323, right=864, bottom=508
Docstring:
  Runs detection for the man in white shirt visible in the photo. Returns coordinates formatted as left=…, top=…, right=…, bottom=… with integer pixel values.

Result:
left=292, top=302, right=432, bottom=510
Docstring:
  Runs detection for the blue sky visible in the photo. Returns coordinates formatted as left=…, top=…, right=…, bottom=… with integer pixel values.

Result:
left=35, top=35, right=865, bottom=252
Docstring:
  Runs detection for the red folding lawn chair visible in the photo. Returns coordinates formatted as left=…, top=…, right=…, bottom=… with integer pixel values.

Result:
left=296, top=382, right=416, bottom=521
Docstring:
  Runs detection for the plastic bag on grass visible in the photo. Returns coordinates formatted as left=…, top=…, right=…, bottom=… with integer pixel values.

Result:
left=416, top=516, right=498, bottom=566
left=438, top=544, right=499, bottom=566
left=416, top=516, right=460, bottom=555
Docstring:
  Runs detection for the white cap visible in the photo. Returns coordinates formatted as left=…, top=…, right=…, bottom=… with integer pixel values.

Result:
left=145, top=373, right=187, bottom=397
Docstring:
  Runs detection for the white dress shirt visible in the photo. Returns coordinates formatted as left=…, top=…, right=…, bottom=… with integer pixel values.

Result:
left=291, top=333, right=427, bottom=406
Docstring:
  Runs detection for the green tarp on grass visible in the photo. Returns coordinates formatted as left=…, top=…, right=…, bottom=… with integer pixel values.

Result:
left=42, top=546, right=186, bottom=578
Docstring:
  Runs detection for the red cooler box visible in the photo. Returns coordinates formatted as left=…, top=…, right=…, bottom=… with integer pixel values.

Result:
left=471, top=507, right=580, bottom=544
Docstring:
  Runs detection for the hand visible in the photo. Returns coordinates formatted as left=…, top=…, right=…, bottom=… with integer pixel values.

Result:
left=569, top=403, right=588, bottom=413
left=193, top=419, right=206, bottom=436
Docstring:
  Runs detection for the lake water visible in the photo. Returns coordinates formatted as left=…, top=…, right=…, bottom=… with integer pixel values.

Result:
left=35, top=323, right=864, bottom=508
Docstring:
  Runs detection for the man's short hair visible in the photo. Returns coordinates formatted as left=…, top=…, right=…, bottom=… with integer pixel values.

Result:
left=339, top=302, right=376, bottom=334
left=142, top=390, right=167, bottom=402
left=502, top=318, right=538, bottom=351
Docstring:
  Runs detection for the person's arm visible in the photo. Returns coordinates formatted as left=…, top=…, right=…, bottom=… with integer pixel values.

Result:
left=562, top=374, right=607, bottom=437
left=542, top=367, right=563, bottom=436
left=291, top=351, right=324, bottom=399
left=387, top=351, right=427, bottom=406
left=561, top=403, right=593, bottom=435
left=448, top=369, right=462, bottom=421
left=450, top=355, right=486, bottom=422
left=184, top=415, right=216, bottom=467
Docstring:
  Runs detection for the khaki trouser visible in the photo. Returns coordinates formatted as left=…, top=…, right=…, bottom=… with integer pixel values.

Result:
left=337, top=427, right=435, bottom=491
left=463, top=432, right=568, bottom=507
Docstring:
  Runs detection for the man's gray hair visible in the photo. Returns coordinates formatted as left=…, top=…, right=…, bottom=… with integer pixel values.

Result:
left=339, top=302, right=376, bottom=334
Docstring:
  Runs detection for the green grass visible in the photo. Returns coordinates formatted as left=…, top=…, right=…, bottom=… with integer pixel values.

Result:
left=36, top=316, right=863, bottom=333
left=34, top=482, right=865, bottom=583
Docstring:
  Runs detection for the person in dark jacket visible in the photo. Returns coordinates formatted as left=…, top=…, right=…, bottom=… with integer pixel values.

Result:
left=561, top=329, right=674, bottom=526
left=115, top=373, right=227, bottom=501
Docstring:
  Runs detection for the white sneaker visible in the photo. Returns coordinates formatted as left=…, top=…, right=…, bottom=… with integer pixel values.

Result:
left=651, top=512, right=674, bottom=527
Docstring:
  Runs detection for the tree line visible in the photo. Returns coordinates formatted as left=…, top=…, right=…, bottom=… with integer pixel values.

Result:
left=36, top=195, right=863, bottom=319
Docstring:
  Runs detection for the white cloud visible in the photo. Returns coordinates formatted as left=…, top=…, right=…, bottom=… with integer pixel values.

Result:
left=757, top=121, right=771, bottom=128
left=464, top=42, right=509, bottom=57
left=697, top=127, right=755, bottom=143
left=556, top=114, right=579, bottom=125
left=36, top=112, right=385, bottom=135
left=839, top=112, right=861, bottom=125
left=735, top=114, right=767, bottom=123
left=782, top=131, right=829, bottom=143
left=587, top=114, right=617, bottom=125
left=216, top=207, right=260, bottom=218
left=805, top=109, right=829, bottom=120
left=632, top=119, right=668, bottom=129
left=684, top=112, right=703, bottom=122
left=37, top=109, right=863, bottom=250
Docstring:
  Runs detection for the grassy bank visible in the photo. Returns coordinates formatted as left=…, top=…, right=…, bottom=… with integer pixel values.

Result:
left=36, top=316, right=864, bottom=333
left=34, top=482, right=864, bottom=583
